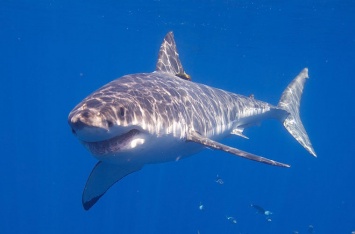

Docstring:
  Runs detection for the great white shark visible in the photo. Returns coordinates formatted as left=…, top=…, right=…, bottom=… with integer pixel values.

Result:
left=68, top=32, right=316, bottom=210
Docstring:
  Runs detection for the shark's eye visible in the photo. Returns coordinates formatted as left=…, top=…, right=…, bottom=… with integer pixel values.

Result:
left=82, top=111, right=90, bottom=118
left=119, top=107, right=125, bottom=117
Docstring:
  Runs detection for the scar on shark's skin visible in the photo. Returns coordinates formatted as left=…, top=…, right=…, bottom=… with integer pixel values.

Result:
left=68, top=32, right=316, bottom=210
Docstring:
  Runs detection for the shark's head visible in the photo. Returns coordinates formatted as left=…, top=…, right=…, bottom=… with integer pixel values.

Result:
left=68, top=31, right=191, bottom=166
left=68, top=84, right=149, bottom=160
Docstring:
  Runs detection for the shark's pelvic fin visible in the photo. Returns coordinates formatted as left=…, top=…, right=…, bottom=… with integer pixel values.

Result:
left=155, top=31, right=191, bottom=80
left=82, top=161, right=142, bottom=210
left=278, top=68, right=316, bottom=157
left=231, top=128, right=249, bottom=139
left=186, top=130, right=290, bottom=167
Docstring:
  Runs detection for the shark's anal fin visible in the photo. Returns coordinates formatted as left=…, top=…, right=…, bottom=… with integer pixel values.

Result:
left=82, top=161, right=142, bottom=210
left=187, top=130, right=290, bottom=168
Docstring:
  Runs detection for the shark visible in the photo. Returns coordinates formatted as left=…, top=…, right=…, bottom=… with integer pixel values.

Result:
left=68, top=32, right=316, bottom=210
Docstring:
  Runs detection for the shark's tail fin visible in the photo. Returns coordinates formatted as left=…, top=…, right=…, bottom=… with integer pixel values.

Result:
left=277, top=68, right=316, bottom=157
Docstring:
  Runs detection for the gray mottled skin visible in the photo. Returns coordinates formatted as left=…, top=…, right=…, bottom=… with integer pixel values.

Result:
left=69, top=70, right=290, bottom=166
left=68, top=32, right=316, bottom=210
left=70, top=71, right=285, bottom=140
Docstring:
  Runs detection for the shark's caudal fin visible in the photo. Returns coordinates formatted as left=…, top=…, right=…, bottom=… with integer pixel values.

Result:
left=277, top=68, right=316, bottom=157
left=82, top=162, right=142, bottom=210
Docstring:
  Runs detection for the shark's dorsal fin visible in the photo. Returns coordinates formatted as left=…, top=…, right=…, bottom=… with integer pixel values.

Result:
left=186, top=130, right=290, bottom=167
left=156, top=32, right=191, bottom=80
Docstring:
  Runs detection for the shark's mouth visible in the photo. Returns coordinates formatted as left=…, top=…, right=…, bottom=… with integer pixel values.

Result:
left=82, top=129, right=142, bottom=156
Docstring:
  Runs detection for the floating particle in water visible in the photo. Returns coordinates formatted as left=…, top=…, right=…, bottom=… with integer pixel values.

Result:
left=199, top=202, right=204, bottom=210
left=264, top=210, right=273, bottom=216
left=251, top=204, right=273, bottom=222
left=226, top=216, right=237, bottom=224
left=251, top=204, right=272, bottom=216
left=215, top=175, right=224, bottom=185
left=308, top=225, right=314, bottom=233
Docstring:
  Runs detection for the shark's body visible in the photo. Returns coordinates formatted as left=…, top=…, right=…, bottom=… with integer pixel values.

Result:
left=68, top=32, right=316, bottom=210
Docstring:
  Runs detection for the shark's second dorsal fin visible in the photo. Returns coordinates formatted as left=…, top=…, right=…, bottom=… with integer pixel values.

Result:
left=156, top=32, right=191, bottom=80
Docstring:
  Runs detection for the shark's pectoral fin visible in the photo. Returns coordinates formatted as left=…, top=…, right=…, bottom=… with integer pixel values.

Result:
left=186, top=130, right=290, bottom=168
left=82, top=161, right=142, bottom=210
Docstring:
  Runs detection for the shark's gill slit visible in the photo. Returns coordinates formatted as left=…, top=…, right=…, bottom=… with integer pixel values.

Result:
left=106, top=120, right=113, bottom=128
left=119, top=107, right=125, bottom=117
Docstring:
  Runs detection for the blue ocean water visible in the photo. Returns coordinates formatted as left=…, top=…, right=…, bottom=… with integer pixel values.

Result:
left=1, top=0, right=354, bottom=233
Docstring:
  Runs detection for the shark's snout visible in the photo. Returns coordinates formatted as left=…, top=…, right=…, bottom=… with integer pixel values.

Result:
left=68, top=109, right=112, bottom=142
left=70, top=114, right=88, bottom=134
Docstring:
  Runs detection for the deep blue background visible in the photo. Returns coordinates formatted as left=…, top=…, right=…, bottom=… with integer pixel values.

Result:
left=1, top=1, right=354, bottom=233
